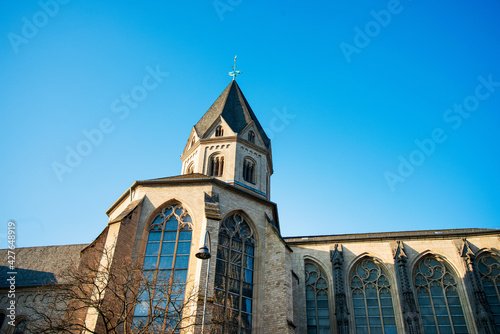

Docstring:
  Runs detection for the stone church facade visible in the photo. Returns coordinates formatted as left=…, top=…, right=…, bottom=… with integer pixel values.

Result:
left=1, top=80, right=500, bottom=333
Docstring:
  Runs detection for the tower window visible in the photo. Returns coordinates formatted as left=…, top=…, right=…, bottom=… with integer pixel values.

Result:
left=247, top=131, right=255, bottom=143
left=243, top=158, right=255, bottom=184
left=209, top=155, right=224, bottom=177
left=186, top=162, right=194, bottom=174
left=215, top=126, right=224, bottom=137
left=190, top=136, right=195, bottom=148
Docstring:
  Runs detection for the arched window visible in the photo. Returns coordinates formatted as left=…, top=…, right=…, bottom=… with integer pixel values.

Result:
left=189, top=136, right=195, bottom=148
left=209, top=155, right=224, bottom=177
left=242, top=158, right=255, bottom=184
left=247, top=131, right=255, bottom=143
left=213, top=213, right=255, bottom=333
left=477, top=252, right=500, bottom=331
left=186, top=162, right=194, bottom=174
left=215, top=125, right=224, bottom=137
left=305, top=262, right=331, bottom=334
left=350, top=258, right=396, bottom=334
left=132, top=203, right=193, bottom=332
left=414, top=255, right=467, bottom=333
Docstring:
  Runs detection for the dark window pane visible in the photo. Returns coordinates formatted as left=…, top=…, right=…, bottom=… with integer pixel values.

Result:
left=165, top=216, right=178, bottom=230
left=148, top=230, right=162, bottom=242
left=143, top=256, right=158, bottom=269
left=158, top=256, right=173, bottom=269
left=217, top=246, right=229, bottom=260
left=174, top=255, right=189, bottom=269
left=163, top=231, right=177, bottom=241
left=161, top=242, right=176, bottom=255
left=145, top=242, right=160, bottom=256
left=243, top=269, right=253, bottom=284
left=176, top=242, right=191, bottom=255
left=179, top=230, right=192, bottom=240
left=244, top=244, right=254, bottom=256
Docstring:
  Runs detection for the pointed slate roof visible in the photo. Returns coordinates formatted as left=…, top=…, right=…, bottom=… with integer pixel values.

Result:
left=194, top=80, right=271, bottom=149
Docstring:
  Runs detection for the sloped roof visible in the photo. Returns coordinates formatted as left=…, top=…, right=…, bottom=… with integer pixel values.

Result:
left=110, top=197, right=144, bottom=223
left=194, top=80, right=271, bottom=149
left=0, top=244, right=87, bottom=288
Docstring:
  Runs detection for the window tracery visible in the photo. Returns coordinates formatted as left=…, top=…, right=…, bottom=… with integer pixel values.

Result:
left=414, top=255, right=467, bottom=333
left=305, top=262, right=331, bottom=334
left=213, top=213, right=255, bottom=334
left=350, top=258, right=396, bottom=334
left=132, top=203, right=193, bottom=332
left=477, top=252, right=500, bottom=331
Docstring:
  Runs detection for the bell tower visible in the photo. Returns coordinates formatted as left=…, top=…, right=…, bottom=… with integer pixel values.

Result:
left=180, top=79, right=273, bottom=199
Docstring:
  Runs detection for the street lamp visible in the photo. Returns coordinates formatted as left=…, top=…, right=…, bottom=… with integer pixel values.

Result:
left=195, top=230, right=211, bottom=333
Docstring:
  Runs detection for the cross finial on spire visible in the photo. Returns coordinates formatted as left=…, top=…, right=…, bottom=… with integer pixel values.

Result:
left=228, top=55, right=242, bottom=80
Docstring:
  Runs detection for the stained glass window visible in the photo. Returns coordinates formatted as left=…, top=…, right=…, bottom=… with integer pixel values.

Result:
left=132, top=203, right=193, bottom=332
left=305, top=262, right=331, bottom=334
left=414, top=255, right=467, bottom=334
left=350, top=258, right=397, bottom=334
left=213, top=213, right=254, bottom=334
left=477, top=252, right=500, bottom=332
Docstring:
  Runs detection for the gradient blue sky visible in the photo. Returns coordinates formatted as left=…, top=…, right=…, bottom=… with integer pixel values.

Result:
left=1, top=0, right=500, bottom=247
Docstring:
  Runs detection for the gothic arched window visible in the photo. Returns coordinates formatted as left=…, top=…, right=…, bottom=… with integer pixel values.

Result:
left=209, top=155, right=224, bottom=177
left=213, top=213, right=255, bottom=334
left=414, top=255, right=467, bottom=333
left=247, top=131, right=255, bottom=143
left=242, top=158, right=255, bottom=183
left=215, top=125, right=224, bottom=137
left=305, top=262, right=331, bottom=334
left=477, top=252, right=500, bottom=331
left=350, top=258, right=396, bottom=334
left=132, top=203, right=193, bottom=332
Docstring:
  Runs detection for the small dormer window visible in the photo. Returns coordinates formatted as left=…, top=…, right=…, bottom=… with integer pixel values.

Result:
left=215, top=126, right=224, bottom=137
left=243, top=157, right=255, bottom=183
left=248, top=131, right=255, bottom=143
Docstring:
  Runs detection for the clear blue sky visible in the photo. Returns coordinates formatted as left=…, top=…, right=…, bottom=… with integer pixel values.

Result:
left=1, top=0, right=500, bottom=247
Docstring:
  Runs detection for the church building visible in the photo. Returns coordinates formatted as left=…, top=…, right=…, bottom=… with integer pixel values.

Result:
left=1, top=77, right=500, bottom=334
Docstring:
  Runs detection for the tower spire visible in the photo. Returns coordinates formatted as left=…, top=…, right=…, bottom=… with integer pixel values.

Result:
left=228, top=55, right=242, bottom=80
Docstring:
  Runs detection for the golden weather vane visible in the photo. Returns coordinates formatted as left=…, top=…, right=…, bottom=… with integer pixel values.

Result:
left=228, top=55, right=242, bottom=80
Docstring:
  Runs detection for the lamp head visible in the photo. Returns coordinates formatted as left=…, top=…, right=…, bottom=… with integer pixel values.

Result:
left=195, top=245, right=211, bottom=259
